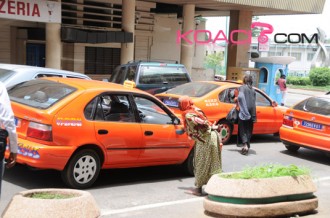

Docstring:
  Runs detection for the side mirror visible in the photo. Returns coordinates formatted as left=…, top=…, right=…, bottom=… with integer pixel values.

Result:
left=272, top=101, right=278, bottom=107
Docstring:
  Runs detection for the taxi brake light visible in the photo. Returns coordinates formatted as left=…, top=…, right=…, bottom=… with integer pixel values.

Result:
left=283, top=115, right=293, bottom=127
left=27, top=122, right=53, bottom=141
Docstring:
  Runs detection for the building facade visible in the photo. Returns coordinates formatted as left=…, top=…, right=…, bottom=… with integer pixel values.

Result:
left=0, top=0, right=326, bottom=80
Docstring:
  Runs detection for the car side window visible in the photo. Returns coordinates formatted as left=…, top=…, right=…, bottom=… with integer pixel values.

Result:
left=219, top=88, right=236, bottom=104
left=35, top=73, right=63, bottom=78
left=133, top=96, right=172, bottom=125
left=84, top=94, right=135, bottom=122
left=255, top=91, right=271, bottom=106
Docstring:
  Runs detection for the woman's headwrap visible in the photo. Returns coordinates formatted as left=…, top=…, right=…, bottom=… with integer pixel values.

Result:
left=178, top=96, right=207, bottom=128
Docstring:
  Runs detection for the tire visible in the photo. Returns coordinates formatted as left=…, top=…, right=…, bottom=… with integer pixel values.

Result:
left=284, top=143, right=300, bottom=152
left=182, top=147, right=195, bottom=176
left=217, top=120, right=233, bottom=145
left=61, top=149, right=101, bottom=189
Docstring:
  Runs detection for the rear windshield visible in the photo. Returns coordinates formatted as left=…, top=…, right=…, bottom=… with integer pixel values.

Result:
left=8, top=79, right=76, bottom=109
left=166, top=82, right=219, bottom=97
left=138, top=66, right=190, bottom=84
left=293, top=96, right=330, bottom=116
left=0, top=69, right=15, bottom=82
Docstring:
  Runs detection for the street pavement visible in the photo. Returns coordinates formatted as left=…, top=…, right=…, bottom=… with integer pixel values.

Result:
left=285, top=88, right=326, bottom=107
left=99, top=139, right=330, bottom=218
left=287, top=88, right=326, bottom=96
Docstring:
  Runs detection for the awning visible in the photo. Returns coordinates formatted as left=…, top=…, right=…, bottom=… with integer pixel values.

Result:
left=144, top=0, right=326, bottom=16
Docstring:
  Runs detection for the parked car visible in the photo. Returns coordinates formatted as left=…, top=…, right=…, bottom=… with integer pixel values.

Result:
left=280, top=95, right=330, bottom=154
left=0, top=64, right=91, bottom=88
left=109, top=61, right=192, bottom=95
left=155, top=81, right=287, bottom=144
left=7, top=78, right=194, bottom=189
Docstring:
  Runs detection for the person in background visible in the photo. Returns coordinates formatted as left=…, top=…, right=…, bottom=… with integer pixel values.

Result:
left=0, top=81, right=18, bottom=197
left=178, top=96, right=222, bottom=196
left=277, top=74, right=287, bottom=106
left=236, top=75, right=256, bottom=155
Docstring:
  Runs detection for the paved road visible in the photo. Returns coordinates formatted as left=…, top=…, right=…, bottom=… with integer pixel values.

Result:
left=286, top=88, right=326, bottom=107
left=2, top=135, right=329, bottom=218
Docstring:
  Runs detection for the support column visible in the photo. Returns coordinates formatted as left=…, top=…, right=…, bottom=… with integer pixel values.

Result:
left=46, top=23, right=61, bottom=69
left=226, top=10, right=253, bottom=76
left=180, top=4, right=195, bottom=74
left=121, top=0, right=135, bottom=64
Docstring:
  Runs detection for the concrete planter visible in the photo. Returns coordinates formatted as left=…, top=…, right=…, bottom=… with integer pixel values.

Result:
left=204, top=173, right=318, bottom=217
left=2, top=188, right=100, bottom=218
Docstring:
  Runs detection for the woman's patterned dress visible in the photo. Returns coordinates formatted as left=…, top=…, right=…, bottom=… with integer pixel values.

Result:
left=185, top=113, right=222, bottom=188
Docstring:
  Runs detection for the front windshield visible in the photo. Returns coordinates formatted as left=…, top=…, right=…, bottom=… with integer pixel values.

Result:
left=166, top=82, right=219, bottom=97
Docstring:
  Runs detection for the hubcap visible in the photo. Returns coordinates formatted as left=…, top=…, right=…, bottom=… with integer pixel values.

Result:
left=220, top=124, right=230, bottom=142
left=73, top=155, right=97, bottom=184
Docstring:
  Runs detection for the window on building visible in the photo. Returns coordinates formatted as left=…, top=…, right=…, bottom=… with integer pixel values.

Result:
left=268, top=52, right=282, bottom=56
left=289, top=52, right=301, bottom=61
left=307, top=53, right=315, bottom=61
left=85, top=47, right=121, bottom=74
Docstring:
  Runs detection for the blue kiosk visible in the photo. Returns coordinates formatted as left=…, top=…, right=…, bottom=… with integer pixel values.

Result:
left=251, top=56, right=296, bottom=104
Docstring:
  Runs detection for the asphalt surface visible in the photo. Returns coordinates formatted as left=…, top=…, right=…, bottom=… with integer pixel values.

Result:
left=97, top=140, right=330, bottom=218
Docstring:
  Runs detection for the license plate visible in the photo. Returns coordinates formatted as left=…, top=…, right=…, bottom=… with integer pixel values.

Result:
left=163, top=99, right=179, bottom=107
left=301, top=120, right=323, bottom=130
left=14, top=117, right=21, bottom=128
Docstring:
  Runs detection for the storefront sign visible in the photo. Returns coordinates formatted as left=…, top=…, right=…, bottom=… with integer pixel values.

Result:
left=0, top=0, right=61, bottom=23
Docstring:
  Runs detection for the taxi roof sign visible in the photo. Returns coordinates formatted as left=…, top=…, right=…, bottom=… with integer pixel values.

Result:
left=124, top=80, right=136, bottom=88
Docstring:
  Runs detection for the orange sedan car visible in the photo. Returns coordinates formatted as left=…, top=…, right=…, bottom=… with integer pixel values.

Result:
left=280, top=94, right=330, bottom=154
left=156, top=81, right=287, bottom=144
left=7, top=78, right=194, bottom=188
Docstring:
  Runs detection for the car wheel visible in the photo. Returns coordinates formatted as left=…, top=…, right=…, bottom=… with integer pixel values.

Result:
left=284, top=144, right=300, bottom=152
left=182, top=147, right=194, bottom=176
left=217, top=120, right=233, bottom=145
left=61, top=149, right=101, bottom=189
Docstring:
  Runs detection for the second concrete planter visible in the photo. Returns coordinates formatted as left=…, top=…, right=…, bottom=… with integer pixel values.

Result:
left=204, top=173, right=318, bottom=217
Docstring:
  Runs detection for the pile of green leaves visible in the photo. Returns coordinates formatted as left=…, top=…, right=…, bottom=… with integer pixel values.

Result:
left=28, top=192, right=77, bottom=199
left=220, top=164, right=310, bottom=179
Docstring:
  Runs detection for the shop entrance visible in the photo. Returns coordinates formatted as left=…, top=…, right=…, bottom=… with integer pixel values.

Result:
left=26, top=43, right=45, bottom=67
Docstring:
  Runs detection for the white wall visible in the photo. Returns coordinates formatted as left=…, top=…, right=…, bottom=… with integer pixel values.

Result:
left=150, top=15, right=181, bottom=62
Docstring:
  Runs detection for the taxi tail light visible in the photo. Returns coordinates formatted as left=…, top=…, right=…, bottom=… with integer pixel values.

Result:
left=27, top=122, right=53, bottom=141
left=283, top=115, right=293, bottom=127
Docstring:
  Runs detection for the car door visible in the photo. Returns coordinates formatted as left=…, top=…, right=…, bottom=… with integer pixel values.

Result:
left=253, top=90, right=277, bottom=134
left=90, top=93, right=143, bottom=167
left=131, top=94, right=191, bottom=164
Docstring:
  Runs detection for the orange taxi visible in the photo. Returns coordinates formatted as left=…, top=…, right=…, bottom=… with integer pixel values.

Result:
left=280, top=94, right=330, bottom=154
left=7, top=78, right=194, bottom=189
left=156, top=81, right=287, bottom=144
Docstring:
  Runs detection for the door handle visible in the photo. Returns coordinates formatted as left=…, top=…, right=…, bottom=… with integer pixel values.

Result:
left=144, top=131, right=153, bottom=136
left=98, top=129, right=108, bottom=135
